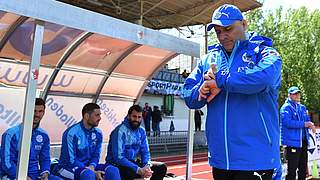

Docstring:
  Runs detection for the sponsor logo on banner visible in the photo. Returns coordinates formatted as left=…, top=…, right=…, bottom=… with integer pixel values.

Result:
left=0, top=87, right=124, bottom=143
left=308, top=129, right=320, bottom=160
left=96, top=99, right=120, bottom=127
left=0, top=102, right=21, bottom=127
left=0, top=64, right=74, bottom=87
left=145, top=79, right=183, bottom=97
left=45, top=97, right=79, bottom=128
left=307, top=129, right=320, bottom=174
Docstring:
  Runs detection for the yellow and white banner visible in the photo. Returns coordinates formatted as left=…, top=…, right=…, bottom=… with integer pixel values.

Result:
left=307, top=129, right=320, bottom=174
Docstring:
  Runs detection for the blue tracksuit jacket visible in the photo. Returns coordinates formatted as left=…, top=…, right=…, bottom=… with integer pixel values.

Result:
left=272, top=164, right=282, bottom=180
left=0, top=124, right=50, bottom=178
left=184, top=32, right=282, bottom=170
left=58, top=121, right=103, bottom=170
left=280, top=98, right=311, bottom=147
left=106, top=118, right=151, bottom=173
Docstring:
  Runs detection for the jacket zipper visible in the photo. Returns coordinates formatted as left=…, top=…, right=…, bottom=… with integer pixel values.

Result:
left=259, top=112, right=272, bottom=145
left=224, top=92, right=229, bottom=170
left=289, top=101, right=303, bottom=147
left=222, top=41, right=239, bottom=170
left=296, top=104, right=302, bottom=147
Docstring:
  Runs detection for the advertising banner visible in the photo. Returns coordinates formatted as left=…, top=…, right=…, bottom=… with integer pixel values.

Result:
left=307, top=129, right=320, bottom=174
left=0, top=87, right=131, bottom=144
left=145, top=79, right=183, bottom=97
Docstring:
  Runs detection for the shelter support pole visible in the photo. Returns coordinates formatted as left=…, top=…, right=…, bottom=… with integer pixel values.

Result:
left=186, top=109, right=195, bottom=180
left=139, top=0, right=144, bottom=25
left=186, top=56, right=197, bottom=180
left=16, top=19, right=44, bottom=179
left=205, top=24, right=208, bottom=54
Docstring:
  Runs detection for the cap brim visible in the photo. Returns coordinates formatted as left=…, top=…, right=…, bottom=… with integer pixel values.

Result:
left=289, top=90, right=301, bottom=94
left=207, top=19, right=240, bottom=31
left=207, top=23, right=215, bottom=31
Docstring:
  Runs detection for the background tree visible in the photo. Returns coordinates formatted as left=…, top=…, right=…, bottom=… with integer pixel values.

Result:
left=248, top=7, right=320, bottom=113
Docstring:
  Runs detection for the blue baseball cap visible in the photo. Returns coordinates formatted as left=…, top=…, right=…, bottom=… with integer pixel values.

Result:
left=207, top=4, right=244, bottom=31
left=288, top=86, right=301, bottom=94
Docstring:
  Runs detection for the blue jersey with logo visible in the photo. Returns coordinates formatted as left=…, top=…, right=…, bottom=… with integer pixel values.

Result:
left=280, top=99, right=311, bottom=147
left=0, top=124, right=51, bottom=178
left=184, top=32, right=282, bottom=170
left=58, top=121, right=103, bottom=170
left=106, top=118, right=151, bottom=173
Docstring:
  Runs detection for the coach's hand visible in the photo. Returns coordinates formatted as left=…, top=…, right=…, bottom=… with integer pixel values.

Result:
left=198, top=64, right=221, bottom=102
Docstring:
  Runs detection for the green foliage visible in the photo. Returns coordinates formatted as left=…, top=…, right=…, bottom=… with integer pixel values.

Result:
left=246, top=7, right=320, bottom=111
left=208, top=31, right=218, bottom=47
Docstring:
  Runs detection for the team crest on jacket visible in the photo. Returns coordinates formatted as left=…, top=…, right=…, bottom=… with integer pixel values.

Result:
left=242, top=53, right=255, bottom=69
left=242, top=53, right=251, bottom=63
left=36, top=135, right=43, bottom=143
left=91, top=133, right=96, bottom=140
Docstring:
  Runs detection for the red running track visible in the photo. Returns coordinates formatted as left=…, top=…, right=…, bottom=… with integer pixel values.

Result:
left=167, top=161, right=213, bottom=180
left=153, top=153, right=213, bottom=180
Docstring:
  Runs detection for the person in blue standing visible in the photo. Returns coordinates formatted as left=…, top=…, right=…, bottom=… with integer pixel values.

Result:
left=0, top=98, right=61, bottom=180
left=105, top=105, right=167, bottom=180
left=280, top=86, right=316, bottom=180
left=183, top=4, right=282, bottom=180
left=57, top=103, right=120, bottom=180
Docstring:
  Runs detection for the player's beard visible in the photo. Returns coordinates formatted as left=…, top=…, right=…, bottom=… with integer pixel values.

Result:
left=129, top=120, right=141, bottom=130
left=33, top=121, right=40, bottom=129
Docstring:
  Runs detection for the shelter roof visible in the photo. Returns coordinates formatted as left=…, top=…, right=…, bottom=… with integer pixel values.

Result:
left=58, top=0, right=262, bottom=29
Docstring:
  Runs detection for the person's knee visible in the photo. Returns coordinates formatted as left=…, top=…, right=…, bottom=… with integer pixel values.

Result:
left=79, top=169, right=95, bottom=180
left=118, top=166, right=136, bottom=180
left=105, top=165, right=120, bottom=180
left=152, top=162, right=167, bottom=177
left=158, top=163, right=167, bottom=175
left=49, top=174, right=63, bottom=180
